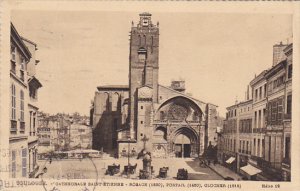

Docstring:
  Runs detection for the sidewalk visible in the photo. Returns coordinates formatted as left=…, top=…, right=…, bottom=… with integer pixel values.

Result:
left=206, top=163, right=242, bottom=180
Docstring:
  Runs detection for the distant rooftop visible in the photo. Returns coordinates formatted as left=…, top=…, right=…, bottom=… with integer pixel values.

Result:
left=97, top=85, right=129, bottom=91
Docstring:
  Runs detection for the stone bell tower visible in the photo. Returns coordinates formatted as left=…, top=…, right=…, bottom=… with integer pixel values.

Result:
left=129, top=12, right=159, bottom=139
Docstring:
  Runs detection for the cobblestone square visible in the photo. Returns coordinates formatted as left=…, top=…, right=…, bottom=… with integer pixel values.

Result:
left=40, top=158, right=223, bottom=180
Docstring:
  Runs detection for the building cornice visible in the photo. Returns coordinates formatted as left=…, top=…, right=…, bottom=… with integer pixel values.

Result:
left=265, top=60, right=286, bottom=79
left=250, top=70, right=268, bottom=87
left=226, top=99, right=253, bottom=110
left=11, top=23, right=32, bottom=60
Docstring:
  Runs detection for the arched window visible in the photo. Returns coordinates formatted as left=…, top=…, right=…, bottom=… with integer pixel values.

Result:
left=112, top=92, right=119, bottom=111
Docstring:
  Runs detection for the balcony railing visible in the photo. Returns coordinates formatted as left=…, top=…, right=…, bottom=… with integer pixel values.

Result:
left=10, top=120, right=17, bottom=133
left=20, top=121, right=25, bottom=133
left=253, top=128, right=266, bottom=134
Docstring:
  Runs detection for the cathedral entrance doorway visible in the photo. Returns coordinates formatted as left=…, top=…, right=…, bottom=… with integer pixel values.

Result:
left=174, top=134, right=191, bottom=158
left=172, top=127, right=199, bottom=158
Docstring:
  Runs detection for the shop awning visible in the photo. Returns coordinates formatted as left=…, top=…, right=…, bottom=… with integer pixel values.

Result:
left=226, top=157, right=235, bottom=164
left=240, top=164, right=262, bottom=176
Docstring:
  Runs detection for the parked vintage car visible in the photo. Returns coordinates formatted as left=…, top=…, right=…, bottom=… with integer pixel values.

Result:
left=124, top=163, right=137, bottom=175
left=105, top=164, right=120, bottom=176
left=159, top=167, right=169, bottom=178
left=177, top=168, right=188, bottom=180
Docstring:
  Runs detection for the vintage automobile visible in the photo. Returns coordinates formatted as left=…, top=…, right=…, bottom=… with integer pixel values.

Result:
left=159, top=167, right=169, bottom=178
left=177, top=168, right=188, bottom=180
left=105, top=164, right=120, bottom=176
left=124, top=163, right=137, bottom=175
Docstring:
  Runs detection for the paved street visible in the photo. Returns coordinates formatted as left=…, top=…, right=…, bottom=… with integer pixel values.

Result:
left=39, top=157, right=223, bottom=180
left=206, top=163, right=242, bottom=180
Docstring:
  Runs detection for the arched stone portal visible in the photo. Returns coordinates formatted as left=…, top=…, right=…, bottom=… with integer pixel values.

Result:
left=152, top=96, right=204, bottom=158
left=172, top=127, right=199, bottom=158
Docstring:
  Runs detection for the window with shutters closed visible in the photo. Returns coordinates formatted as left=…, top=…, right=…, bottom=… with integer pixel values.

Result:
left=277, top=97, right=283, bottom=124
left=22, top=148, right=27, bottom=177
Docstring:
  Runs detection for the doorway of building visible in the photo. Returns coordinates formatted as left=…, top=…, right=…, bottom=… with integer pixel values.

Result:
left=174, top=134, right=191, bottom=158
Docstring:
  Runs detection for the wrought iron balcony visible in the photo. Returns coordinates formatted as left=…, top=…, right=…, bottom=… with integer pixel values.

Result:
left=253, top=128, right=266, bottom=134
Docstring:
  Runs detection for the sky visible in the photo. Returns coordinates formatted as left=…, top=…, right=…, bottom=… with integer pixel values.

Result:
left=11, top=11, right=292, bottom=117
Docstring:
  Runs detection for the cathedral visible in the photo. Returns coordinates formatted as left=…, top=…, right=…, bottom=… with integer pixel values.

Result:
left=91, top=13, right=221, bottom=158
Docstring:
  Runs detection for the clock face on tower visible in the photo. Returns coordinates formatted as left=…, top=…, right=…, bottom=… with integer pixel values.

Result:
left=142, top=18, right=149, bottom=26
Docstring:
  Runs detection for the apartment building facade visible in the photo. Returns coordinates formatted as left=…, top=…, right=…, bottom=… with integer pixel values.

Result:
left=10, top=23, right=42, bottom=178
left=219, top=42, right=292, bottom=181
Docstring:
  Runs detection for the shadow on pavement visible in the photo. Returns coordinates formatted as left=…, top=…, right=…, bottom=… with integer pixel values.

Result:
left=185, top=158, right=223, bottom=180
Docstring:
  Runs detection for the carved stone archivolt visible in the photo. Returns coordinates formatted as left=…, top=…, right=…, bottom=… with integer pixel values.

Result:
left=150, top=96, right=205, bottom=157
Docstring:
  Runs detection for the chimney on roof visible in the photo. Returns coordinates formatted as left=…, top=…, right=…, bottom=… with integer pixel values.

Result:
left=273, top=41, right=288, bottom=66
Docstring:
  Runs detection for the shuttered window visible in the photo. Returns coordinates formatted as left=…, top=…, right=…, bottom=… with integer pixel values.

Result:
left=22, top=148, right=27, bottom=177
left=277, top=98, right=283, bottom=123
left=11, top=150, right=16, bottom=178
